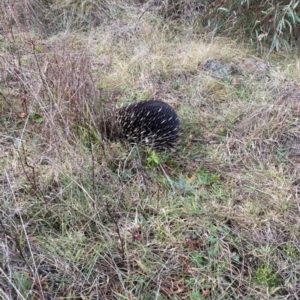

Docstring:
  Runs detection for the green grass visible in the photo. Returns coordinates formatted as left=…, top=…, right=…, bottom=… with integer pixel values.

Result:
left=1, top=1, right=300, bottom=299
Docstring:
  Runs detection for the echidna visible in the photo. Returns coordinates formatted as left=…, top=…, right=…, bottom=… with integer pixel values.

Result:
left=102, top=99, right=180, bottom=150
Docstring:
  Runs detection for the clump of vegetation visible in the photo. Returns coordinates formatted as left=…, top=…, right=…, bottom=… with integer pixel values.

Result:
left=143, top=0, right=300, bottom=52
left=204, top=0, right=300, bottom=52
left=1, top=0, right=300, bottom=299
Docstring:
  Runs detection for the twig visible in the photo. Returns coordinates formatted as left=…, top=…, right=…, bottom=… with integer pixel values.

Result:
left=105, top=202, right=126, bottom=262
left=159, top=163, right=174, bottom=191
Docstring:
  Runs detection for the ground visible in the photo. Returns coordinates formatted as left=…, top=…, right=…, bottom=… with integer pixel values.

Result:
left=1, top=1, right=300, bottom=299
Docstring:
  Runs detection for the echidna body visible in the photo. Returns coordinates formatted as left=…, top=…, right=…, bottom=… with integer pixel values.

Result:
left=117, top=99, right=180, bottom=150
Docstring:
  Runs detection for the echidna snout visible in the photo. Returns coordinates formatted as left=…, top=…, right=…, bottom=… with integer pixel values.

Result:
left=117, top=99, right=180, bottom=150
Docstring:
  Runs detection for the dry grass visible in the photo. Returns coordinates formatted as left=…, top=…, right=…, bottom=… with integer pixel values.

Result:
left=1, top=1, right=300, bottom=299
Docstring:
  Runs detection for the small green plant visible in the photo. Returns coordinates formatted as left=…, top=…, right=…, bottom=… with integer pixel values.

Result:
left=207, top=235, right=219, bottom=258
left=29, top=112, right=44, bottom=123
left=190, top=252, right=204, bottom=267
left=196, top=168, right=220, bottom=186
left=146, top=150, right=160, bottom=167
left=283, top=242, right=298, bottom=259
left=189, top=290, right=201, bottom=300
left=13, top=271, right=32, bottom=299
left=254, top=264, right=281, bottom=289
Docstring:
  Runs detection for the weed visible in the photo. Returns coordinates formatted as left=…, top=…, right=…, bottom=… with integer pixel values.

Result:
left=146, top=150, right=160, bottom=167
left=254, top=264, right=281, bottom=289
